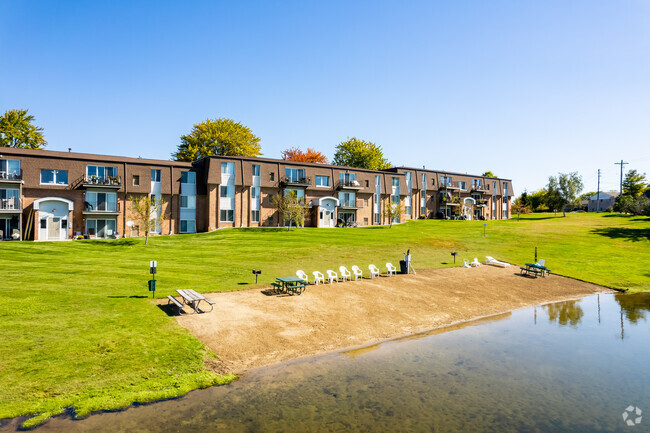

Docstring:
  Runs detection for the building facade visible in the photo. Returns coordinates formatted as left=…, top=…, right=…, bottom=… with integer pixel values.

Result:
left=0, top=148, right=514, bottom=241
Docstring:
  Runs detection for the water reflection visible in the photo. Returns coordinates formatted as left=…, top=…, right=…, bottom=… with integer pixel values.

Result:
left=542, top=300, right=584, bottom=327
left=615, top=292, right=650, bottom=324
left=3, top=294, right=649, bottom=433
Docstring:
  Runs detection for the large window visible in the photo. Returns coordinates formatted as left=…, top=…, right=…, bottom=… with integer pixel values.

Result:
left=0, top=188, right=20, bottom=210
left=284, top=188, right=305, bottom=202
left=252, top=164, right=260, bottom=176
left=458, top=181, right=467, bottom=190
left=40, top=169, right=68, bottom=185
left=503, top=182, right=509, bottom=197
left=180, top=195, right=196, bottom=208
left=221, top=162, right=235, bottom=175
left=86, top=165, right=117, bottom=181
left=251, top=164, right=261, bottom=223
left=85, top=219, right=116, bottom=239
left=181, top=171, right=196, bottom=184
left=220, top=163, right=235, bottom=223
left=421, top=173, right=427, bottom=216
left=374, top=175, right=381, bottom=224
left=151, top=169, right=161, bottom=182
left=285, top=168, right=306, bottom=183
left=316, top=175, right=330, bottom=187
left=339, top=191, right=356, bottom=207
left=180, top=220, right=196, bottom=233
left=85, top=192, right=117, bottom=212
left=0, top=159, right=20, bottom=179
left=220, top=209, right=234, bottom=222
left=440, top=176, right=452, bottom=187
left=339, top=172, right=357, bottom=187
left=404, top=172, right=412, bottom=216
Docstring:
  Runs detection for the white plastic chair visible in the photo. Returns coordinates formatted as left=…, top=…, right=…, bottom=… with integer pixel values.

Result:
left=326, top=270, right=338, bottom=284
left=339, top=266, right=352, bottom=282
left=386, top=263, right=397, bottom=276
left=471, top=258, right=481, bottom=267
left=368, top=264, right=380, bottom=279
left=313, top=271, right=325, bottom=285
left=296, top=270, right=309, bottom=284
left=351, top=265, right=363, bottom=280
left=463, top=259, right=471, bottom=268
left=485, top=256, right=510, bottom=268
left=537, top=259, right=545, bottom=267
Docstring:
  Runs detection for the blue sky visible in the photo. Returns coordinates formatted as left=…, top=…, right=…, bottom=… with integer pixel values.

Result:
left=2, top=0, right=649, bottom=194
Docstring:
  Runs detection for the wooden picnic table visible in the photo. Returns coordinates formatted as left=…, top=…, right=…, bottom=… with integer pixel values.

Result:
left=176, top=289, right=215, bottom=313
left=274, top=276, right=307, bottom=295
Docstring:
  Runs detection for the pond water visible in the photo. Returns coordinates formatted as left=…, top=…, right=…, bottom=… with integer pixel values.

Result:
left=6, top=293, right=650, bottom=433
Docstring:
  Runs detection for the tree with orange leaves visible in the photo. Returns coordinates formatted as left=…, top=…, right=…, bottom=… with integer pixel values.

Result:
left=281, top=147, right=328, bottom=164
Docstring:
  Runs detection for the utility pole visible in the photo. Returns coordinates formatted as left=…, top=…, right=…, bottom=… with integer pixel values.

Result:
left=596, top=169, right=601, bottom=212
left=614, top=160, right=628, bottom=195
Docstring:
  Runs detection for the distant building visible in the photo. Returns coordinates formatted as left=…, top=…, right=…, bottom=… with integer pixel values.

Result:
left=588, top=192, right=619, bottom=212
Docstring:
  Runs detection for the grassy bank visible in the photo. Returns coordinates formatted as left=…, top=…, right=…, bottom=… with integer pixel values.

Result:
left=1, top=212, right=648, bottom=427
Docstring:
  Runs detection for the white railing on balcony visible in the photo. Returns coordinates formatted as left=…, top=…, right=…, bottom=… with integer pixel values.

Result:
left=0, top=197, right=21, bottom=210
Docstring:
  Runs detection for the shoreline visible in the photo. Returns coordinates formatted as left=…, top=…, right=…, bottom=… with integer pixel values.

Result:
left=173, top=266, right=615, bottom=375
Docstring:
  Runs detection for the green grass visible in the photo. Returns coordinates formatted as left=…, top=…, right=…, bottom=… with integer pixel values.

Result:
left=1, top=212, right=648, bottom=427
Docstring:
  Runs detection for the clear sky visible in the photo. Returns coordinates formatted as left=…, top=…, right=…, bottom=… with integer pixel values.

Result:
left=2, top=0, right=649, bottom=195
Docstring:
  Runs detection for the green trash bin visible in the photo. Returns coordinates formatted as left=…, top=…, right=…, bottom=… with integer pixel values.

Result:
left=148, top=280, right=157, bottom=292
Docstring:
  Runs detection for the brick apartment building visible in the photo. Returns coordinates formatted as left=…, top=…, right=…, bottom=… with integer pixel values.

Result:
left=0, top=148, right=514, bottom=241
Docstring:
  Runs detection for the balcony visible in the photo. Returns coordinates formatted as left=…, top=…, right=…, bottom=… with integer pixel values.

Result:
left=337, top=179, right=364, bottom=191
left=82, top=176, right=122, bottom=189
left=439, top=182, right=459, bottom=190
left=471, top=185, right=488, bottom=193
left=83, top=201, right=121, bottom=215
left=0, top=197, right=21, bottom=212
left=281, top=176, right=311, bottom=187
left=338, top=200, right=358, bottom=209
left=0, top=170, right=23, bottom=183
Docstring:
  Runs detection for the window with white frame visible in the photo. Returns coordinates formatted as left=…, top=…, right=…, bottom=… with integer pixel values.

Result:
left=374, top=175, right=381, bottom=224
left=459, top=181, right=467, bottom=190
left=40, top=169, right=68, bottom=185
left=285, top=168, right=306, bottom=183
left=0, top=159, right=20, bottom=179
left=85, top=192, right=117, bottom=212
left=404, top=172, right=412, bottom=216
left=151, top=169, right=161, bottom=182
left=338, top=191, right=356, bottom=207
left=316, top=175, right=330, bottom=187
left=421, top=173, right=427, bottom=216
left=86, top=165, right=117, bottom=181
left=440, top=176, right=452, bottom=187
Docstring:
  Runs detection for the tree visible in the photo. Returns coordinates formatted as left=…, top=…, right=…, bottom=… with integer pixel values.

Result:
left=173, top=118, right=261, bottom=162
left=332, top=137, right=391, bottom=170
left=0, top=109, right=47, bottom=149
left=482, top=171, right=497, bottom=178
left=271, top=191, right=310, bottom=230
left=622, top=169, right=647, bottom=197
left=129, top=195, right=165, bottom=245
left=281, top=147, right=328, bottom=163
left=382, top=201, right=404, bottom=228
left=528, top=189, right=548, bottom=212
left=546, top=172, right=583, bottom=215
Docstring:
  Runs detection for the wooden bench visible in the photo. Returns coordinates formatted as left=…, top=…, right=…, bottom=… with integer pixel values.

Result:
left=167, top=295, right=186, bottom=315
left=202, top=296, right=215, bottom=312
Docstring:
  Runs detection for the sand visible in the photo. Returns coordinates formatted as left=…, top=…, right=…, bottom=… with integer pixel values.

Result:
left=169, top=266, right=614, bottom=374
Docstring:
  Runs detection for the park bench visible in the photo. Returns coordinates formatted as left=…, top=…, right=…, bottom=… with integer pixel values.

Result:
left=167, top=295, right=186, bottom=315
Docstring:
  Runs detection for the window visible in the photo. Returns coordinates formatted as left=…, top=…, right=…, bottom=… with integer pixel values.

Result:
left=132, top=175, right=140, bottom=186
left=85, top=192, right=117, bottom=212
left=339, top=172, right=357, bottom=186
left=284, top=188, right=305, bottom=202
left=87, top=165, right=117, bottom=181
left=220, top=185, right=228, bottom=197
left=151, top=169, right=161, bottom=182
left=0, top=159, right=20, bottom=179
left=270, top=172, right=275, bottom=181
left=180, top=220, right=196, bottom=233
left=503, top=182, right=509, bottom=196
left=40, top=169, right=68, bottom=185
left=459, top=181, right=467, bottom=190
left=220, top=209, right=234, bottom=222
left=180, top=195, right=196, bottom=208
left=472, top=179, right=482, bottom=189
left=181, top=171, right=196, bottom=184
left=338, top=192, right=356, bottom=207
left=221, top=162, right=235, bottom=175
left=315, top=176, right=330, bottom=187
left=441, top=176, right=452, bottom=187
left=365, top=180, right=369, bottom=188
left=251, top=210, right=260, bottom=223
left=252, top=164, right=260, bottom=176
left=285, top=168, right=305, bottom=183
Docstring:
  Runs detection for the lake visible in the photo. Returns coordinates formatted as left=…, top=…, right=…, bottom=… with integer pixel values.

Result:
left=4, top=293, right=649, bottom=432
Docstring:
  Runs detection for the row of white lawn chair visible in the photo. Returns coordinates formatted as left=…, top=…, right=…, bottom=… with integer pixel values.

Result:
left=297, top=263, right=399, bottom=285
left=463, top=256, right=512, bottom=268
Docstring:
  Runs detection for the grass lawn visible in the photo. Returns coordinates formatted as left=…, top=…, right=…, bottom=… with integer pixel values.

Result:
left=1, top=212, right=648, bottom=427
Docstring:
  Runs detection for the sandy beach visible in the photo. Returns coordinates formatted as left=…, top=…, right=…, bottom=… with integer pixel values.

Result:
left=170, top=266, right=614, bottom=374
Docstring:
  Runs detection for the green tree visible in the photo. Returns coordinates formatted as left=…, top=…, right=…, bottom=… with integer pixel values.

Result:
left=622, top=169, right=647, bottom=197
left=129, top=195, right=165, bottom=245
left=173, top=118, right=261, bottom=161
left=332, top=137, right=391, bottom=170
left=0, top=109, right=47, bottom=149
left=546, top=172, right=583, bottom=215
left=528, top=189, right=548, bottom=212
left=481, top=171, right=497, bottom=178
left=271, top=191, right=310, bottom=230
left=382, top=201, right=404, bottom=228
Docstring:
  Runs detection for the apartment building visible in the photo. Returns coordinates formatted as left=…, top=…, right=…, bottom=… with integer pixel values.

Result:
left=0, top=148, right=514, bottom=240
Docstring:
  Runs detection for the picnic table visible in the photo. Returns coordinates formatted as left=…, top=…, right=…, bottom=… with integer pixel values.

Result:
left=520, top=263, right=551, bottom=278
left=272, top=276, right=307, bottom=295
left=176, top=289, right=215, bottom=313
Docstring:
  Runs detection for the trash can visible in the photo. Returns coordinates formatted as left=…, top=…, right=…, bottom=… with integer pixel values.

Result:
left=399, top=260, right=408, bottom=274
left=148, top=280, right=157, bottom=292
